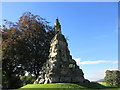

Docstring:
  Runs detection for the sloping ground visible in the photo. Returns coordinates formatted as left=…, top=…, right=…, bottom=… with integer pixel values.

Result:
left=98, top=82, right=120, bottom=89
left=21, top=83, right=86, bottom=88
left=76, top=82, right=106, bottom=89
left=98, top=82, right=108, bottom=86
left=19, top=82, right=120, bottom=90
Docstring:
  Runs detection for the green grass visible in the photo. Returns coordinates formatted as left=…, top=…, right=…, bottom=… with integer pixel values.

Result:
left=20, top=82, right=108, bottom=89
left=98, top=82, right=110, bottom=86
left=21, top=83, right=86, bottom=88
left=98, top=82, right=120, bottom=90
left=15, top=82, right=120, bottom=90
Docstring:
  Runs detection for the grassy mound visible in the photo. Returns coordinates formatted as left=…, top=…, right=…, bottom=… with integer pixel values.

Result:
left=21, top=83, right=86, bottom=88
left=19, top=82, right=120, bottom=90
left=20, top=82, right=107, bottom=89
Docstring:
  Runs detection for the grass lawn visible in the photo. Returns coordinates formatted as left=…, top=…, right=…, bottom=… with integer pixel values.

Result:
left=98, top=82, right=120, bottom=90
left=98, top=82, right=108, bottom=86
left=21, top=83, right=86, bottom=88
left=19, top=82, right=120, bottom=90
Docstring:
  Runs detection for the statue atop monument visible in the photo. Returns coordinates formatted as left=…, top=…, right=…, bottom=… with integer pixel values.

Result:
left=54, top=18, right=61, bottom=34
left=34, top=18, right=89, bottom=84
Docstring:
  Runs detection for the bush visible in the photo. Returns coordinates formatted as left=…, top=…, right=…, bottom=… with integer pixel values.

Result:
left=2, top=74, right=22, bottom=89
left=20, top=75, right=36, bottom=86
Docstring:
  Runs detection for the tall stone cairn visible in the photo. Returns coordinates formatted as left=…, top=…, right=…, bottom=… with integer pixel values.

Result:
left=34, top=18, right=89, bottom=84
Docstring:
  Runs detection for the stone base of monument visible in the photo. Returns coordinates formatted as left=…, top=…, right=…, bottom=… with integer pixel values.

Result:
left=34, top=53, right=90, bottom=84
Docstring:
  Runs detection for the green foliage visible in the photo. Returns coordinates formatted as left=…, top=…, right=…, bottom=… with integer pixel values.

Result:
left=2, top=74, right=22, bottom=89
left=104, top=70, right=120, bottom=87
left=20, top=75, right=36, bottom=86
left=1, top=11, right=55, bottom=89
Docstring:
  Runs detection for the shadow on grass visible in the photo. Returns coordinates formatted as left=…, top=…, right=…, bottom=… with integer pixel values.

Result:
left=75, top=82, right=120, bottom=89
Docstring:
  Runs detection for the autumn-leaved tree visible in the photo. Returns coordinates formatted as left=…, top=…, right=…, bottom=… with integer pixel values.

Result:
left=2, top=12, right=55, bottom=89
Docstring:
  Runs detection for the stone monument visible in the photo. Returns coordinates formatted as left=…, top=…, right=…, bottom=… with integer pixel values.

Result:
left=34, top=18, right=89, bottom=84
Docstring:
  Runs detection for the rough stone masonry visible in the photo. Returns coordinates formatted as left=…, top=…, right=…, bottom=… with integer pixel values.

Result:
left=34, top=18, right=89, bottom=84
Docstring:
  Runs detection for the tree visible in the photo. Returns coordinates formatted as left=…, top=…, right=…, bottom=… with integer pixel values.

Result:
left=104, top=70, right=120, bottom=87
left=2, top=12, right=55, bottom=89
